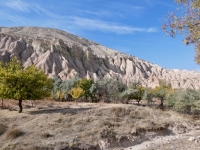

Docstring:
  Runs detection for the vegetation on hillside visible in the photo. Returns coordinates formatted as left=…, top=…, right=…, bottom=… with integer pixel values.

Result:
left=51, top=76, right=200, bottom=115
left=0, top=58, right=200, bottom=116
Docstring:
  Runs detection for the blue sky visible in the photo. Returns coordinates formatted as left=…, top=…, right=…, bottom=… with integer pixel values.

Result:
left=0, top=0, right=199, bottom=71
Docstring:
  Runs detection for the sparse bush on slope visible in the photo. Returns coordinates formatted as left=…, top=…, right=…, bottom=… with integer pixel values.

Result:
left=166, top=89, right=200, bottom=115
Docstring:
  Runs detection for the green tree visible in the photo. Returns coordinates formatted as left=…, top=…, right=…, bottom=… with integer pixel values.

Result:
left=152, top=80, right=172, bottom=107
left=0, top=58, right=53, bottom=113
left=76, top=78, right=94, bottom=101
left=162, top=0, right=200, bottom=63
left=119, top=88, right=137, bottom=104
left=142, top=88, right=154, bottom=106
left=174, top=88, right=200, bottom=114
left=131, top=85, right=145, bottom=104
left=95, top=77, right=126, bottom=103
left=51, top=76, right=80, bottom=101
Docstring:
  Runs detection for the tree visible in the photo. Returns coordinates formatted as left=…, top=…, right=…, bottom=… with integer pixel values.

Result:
left=119, top=88, right=137, bottom=104
left=142, top=88, right=154, bottom=106
left=162, top=0, right=200, bottom=63
left=68, top=87, right=84, bottom=99
left=174, top=88, right=200, bottom=114
left=51, top=76, right=80, bottom=101
left=95, top=77, right=127, bottom=103
left=0, top=58, right=53, bottom=113
left=76, top=78, right=94, bottom=101
left=131, top=85, right=145, bottom=104
left=152, top=80, right=172, bottom=107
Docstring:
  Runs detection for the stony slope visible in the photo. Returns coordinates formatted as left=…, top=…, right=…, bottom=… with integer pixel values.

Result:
left=0, top=26, right=199, bottom=89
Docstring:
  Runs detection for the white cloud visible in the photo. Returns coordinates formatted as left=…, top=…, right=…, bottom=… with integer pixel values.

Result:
left=5, top=0, right=29, bottom=12
left=0, top=11, right=25, bottom=24
left=34, top=5, right=64, bottom=19
left=5, top=0, right=63, bottom=19
left=70, top=17, right=158, bottom=34
left=79, top=10, right=112, bottom=17
left=146, top=27, right=159, bottom=33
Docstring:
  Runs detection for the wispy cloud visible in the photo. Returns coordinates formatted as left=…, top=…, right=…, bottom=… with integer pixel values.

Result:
left=0, top=11, right=25, bottom=24
left=79, top=10, right=112, bottom=17
left=70, top=17, right=158, bottom=34
left=34, top=5, right=64, bottom=19
left=5, top=0, right=29, bottom=12
left=4, top=0, right=63, bottom=19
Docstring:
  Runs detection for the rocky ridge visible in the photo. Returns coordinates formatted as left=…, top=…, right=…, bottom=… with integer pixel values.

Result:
left=0, top=26, right=199, bottom=89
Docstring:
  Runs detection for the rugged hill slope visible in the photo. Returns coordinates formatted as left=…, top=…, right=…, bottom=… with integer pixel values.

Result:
left=0, top=26, right=199, bottom=89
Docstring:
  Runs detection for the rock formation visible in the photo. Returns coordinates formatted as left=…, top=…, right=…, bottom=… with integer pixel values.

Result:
left=0, top=26, right=199, bottom=89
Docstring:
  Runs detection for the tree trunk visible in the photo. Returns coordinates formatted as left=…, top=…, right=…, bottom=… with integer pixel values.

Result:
left=1, top=99, right=3, bottom=109
left=160, top=99, right=164, bottom=106
left=18, top=99, right=23, bottom=113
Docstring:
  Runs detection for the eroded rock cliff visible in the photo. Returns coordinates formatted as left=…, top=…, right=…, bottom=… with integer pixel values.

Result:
left=0, top=26, right=199, bottom=89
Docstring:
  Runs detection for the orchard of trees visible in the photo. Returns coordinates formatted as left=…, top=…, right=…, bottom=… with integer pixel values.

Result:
left=52, top=75, right=200, bottom=115
left=0, top=58, right=200, bottom=115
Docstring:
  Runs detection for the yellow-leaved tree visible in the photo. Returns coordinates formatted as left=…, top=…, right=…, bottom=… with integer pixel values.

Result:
left=68, top=87, right=85, bottom=100
left=0, top=58, right=53, bottom=113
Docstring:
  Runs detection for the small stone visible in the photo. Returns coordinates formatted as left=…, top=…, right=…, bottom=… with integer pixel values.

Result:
left=188, top=136, right=195, bottom=141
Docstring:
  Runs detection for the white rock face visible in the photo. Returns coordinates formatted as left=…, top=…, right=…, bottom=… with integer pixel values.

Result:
left=0, top=26, right=200, bottom=89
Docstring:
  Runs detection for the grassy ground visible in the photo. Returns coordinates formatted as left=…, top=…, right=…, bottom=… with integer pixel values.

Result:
left=0, top=100, right=200, bottom=150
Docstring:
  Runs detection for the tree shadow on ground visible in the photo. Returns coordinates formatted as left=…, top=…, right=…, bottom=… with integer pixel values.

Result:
left=27, top=107, right=92, bottom=115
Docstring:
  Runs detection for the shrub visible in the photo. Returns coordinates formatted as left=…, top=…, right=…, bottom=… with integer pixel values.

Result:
left=166, top=92, right=177, bottom=108
left=174, top=89, right=200, bottom=114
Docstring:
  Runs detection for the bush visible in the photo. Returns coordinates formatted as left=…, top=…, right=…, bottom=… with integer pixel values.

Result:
left=173, top=89, right=200, bottom=114
left=166, top=92, right=177, bottom=108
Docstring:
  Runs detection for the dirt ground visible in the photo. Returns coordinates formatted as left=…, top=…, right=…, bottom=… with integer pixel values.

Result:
left=0, top=100, right=200, bottom=150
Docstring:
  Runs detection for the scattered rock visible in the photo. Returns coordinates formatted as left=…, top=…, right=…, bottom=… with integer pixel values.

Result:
left=188, top=136, right=195, bottom=141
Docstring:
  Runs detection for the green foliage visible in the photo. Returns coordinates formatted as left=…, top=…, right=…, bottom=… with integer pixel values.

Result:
left=142, top=88, right=154, bottom=105
left=174, top=89, right=200, bottom=114
left=152, top=80, right=173, bottom=106
left=162, top=0, right=200, bottom=63
left=119, top=88, right=137, bottom=104
left=165, top=88, right=200, bottom=114
left=51, top=76, right=80, bottom=101
left=76, top=78, right=94, bottom=101
left=94, top=77, right=127, bottom=103
left=166, top=91, right=177, bottom=108
left=0, top=58, right=53, bottom=112
left=131, top=85, right=145, bottom=104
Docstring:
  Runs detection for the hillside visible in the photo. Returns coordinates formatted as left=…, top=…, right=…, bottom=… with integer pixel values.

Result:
left=1, top=100, right=200, bottom=150
left=0, top=26, right=200, bottom=89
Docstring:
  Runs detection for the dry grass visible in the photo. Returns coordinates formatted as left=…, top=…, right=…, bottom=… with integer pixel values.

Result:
left=41, top=132, right=53, bottom=138
left=6, top=128, right=24, bottom=139
left=0, top=124, right=7, bottom=136
left=0, top=101, right=198, bottom=149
